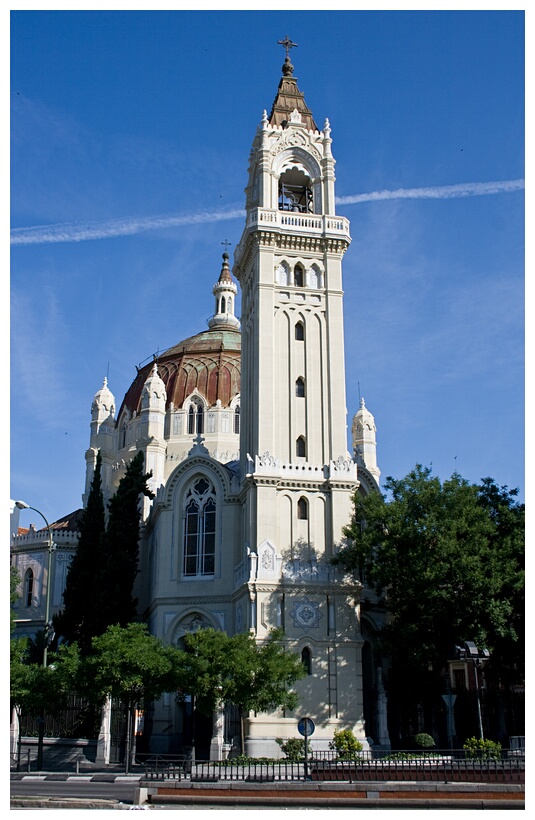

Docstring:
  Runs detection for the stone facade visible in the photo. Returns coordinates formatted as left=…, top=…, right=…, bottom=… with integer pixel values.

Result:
left=11, top=54, right=385, bottom=758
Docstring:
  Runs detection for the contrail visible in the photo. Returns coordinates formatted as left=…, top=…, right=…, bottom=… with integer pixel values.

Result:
left=11, top=180, right=524, bottom=246
left=10, top=207, right=246, bottom=246
left=336, top=179, right=524, bottom=205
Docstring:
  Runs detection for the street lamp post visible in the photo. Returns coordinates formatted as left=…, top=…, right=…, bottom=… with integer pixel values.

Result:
left=14, top=501, right=55, bottom=770
left=458, top=640, right=490, bottom=740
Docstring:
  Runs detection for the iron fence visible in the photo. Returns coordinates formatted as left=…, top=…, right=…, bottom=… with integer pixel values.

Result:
left=18, top=697, right=100, bottom=740
left=143, top=748, right=525, bottom=784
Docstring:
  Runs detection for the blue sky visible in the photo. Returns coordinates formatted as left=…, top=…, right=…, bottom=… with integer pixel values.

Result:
left=9, top=7, right=525, bottom=525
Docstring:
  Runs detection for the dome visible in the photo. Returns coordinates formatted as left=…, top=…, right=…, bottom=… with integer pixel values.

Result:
left=118, top=326, right=241, bottom=418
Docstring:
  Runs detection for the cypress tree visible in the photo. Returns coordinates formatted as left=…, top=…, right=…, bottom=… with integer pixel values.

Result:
left=93, top=452, right=154, bottom=634
left=55, top=451, right=106, bottom=651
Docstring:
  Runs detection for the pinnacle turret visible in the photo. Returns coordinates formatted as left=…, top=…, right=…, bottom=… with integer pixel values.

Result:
left=208, top=252, right=240, bottom=330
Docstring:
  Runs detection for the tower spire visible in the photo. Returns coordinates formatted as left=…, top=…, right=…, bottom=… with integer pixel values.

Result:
left=268, top=38, right=317, bottom=130
left=208, top=251, right=240, bottom=330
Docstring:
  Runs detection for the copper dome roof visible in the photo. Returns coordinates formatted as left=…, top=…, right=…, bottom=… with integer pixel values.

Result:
left=118, top=326, right=241, bottom=418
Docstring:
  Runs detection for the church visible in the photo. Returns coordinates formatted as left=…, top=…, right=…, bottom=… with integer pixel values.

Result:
left=11, top=45, right=386, bottom=758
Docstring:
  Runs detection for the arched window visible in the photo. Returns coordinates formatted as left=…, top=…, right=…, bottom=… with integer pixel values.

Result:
left=183, top=477, right=217, bottom=577
left=188, top=402, right=204, bottom=435
left=120, top=423, right=127, bottom=449
left=295, top=377, right=305, bottom=398
left=297, top=497, right=308, bottom=520
left=295, top=322, right=304, bottom=341
left=221, top=296, right=226, bottom=313
left=296, top=436, right=306, bottom=458
left=278, top=168, right=313, bottom=213
left=294, top=265, right=304, bottom=288
left=277, top=262, right=289, bottom=286
left=24, top=568, right=34, bottom=608
left=234, top=404, right=240, bottom=434
left=309, top=265, right=321, bottom=289
left=301, top=647, right=312, bottom=675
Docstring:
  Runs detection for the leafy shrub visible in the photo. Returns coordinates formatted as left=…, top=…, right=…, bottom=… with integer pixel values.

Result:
left=463, top=737, right=502, bottom=760
left=412, top=733, right=435, bottom=749
left=383, top=751, right=440, bottom=761
left=329, top=728, right=363, bottom=760
left=276, top=737, right=308, bottom=762
left=218, top=754, right=277, bottom=766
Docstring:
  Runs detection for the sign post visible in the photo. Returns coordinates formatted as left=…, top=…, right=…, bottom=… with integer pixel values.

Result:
left=297, top=717, right=315, bottom=780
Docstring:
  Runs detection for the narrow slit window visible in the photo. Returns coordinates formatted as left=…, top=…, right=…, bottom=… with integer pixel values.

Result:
left=301, top=647, right=312, bottom=675
left=296, top=377, right=305, bottom=398
left=297, top=497, right=308, bottom=520
left=296, top=436, right=306, bottom=458
left=24, top=568, right=34, bottom=608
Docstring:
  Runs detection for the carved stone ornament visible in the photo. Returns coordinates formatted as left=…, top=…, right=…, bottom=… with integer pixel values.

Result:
left=182, top=613, right=210, bottom=632
left=282, top=559, right=332, bottom=581
left=272, top=136, right=321, bottom=162
left=289, top=596, right=323, bottom=632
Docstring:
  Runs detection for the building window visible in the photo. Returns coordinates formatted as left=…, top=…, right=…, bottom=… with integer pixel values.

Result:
left=301, top=647, right=312, bottom=675
left=294, top=265, right=304, bottom=288
left=183, top=478, right=216, bottom=577
left=296, top=436, right=306, bottom=458
left=295, top=377, right=305, bottom=398
left=295, top=322, right=304, bottom=341
left=220, top=296, right=226, bottom=313
left=24, top=568, right=34, bottom=608
left=297, top=497, right=308, bottom=520
left=120, top=423, right=127, bottom=449
left=234, top=405, right=240, bottom=434
left=277, top=262, right=289, bottom=286
left=278, top=168, right=313, bottom=213
left=309, top=265, right=321, bottom=289
left=188, top=402, right=204, bottom=435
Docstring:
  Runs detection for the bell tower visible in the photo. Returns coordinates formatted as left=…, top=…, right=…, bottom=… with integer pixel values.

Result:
left=234, top=43, right=365, bottom=755
left=234, top=43, right=356, bottom=551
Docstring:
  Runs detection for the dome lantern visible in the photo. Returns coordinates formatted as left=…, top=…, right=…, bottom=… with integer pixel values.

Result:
left=208, top=252, right=240, bottom=331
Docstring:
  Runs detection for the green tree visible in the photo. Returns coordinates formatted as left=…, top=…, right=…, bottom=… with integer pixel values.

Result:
left=177, top=628, right=306, bottom=754
left=10, top=637, right=71, bottom=769
left=55, top=451, right=106, bottom=650
left=55, top=623, right=183, bottom=772
left=476, top=478, right=525, bottom=687
left=94, top=452, right=154, bottom=635
left=334, top=466, right=524, bottom=696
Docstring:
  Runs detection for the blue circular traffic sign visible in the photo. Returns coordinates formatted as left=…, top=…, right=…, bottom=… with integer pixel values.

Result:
left=298, top=717, right=315, bottom=737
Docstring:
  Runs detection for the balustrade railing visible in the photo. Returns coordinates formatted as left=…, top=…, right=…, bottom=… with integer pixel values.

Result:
left=244, top=209, right=350, bottom=239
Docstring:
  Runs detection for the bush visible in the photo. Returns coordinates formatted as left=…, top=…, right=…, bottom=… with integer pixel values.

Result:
left=276, top=737, right=308, bottom=762
left=219, top=754, right=277, bottom=766
left=412, top=733, right=435, bottom=749
left=329, top=728, right=363, bottom=760
left=463, top=737, right=502, bottom=760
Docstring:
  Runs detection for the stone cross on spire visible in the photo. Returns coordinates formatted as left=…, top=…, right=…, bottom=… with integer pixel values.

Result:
left=277, top=35, right=298, bottom=58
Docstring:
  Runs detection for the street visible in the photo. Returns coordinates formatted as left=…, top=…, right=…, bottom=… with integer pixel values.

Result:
left=11, top=775, right=138, bottom=805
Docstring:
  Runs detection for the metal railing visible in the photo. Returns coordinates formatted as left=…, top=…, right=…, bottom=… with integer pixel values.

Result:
left=144, top=749, right=525, bottom=784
